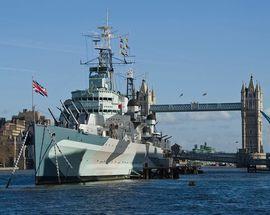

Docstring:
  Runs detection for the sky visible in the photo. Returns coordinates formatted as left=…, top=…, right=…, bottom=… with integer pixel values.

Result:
left=1, top=0, right=270, bottom=152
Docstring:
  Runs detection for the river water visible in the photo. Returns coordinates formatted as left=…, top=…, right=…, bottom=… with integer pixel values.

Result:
left=0, top=167, right=270, bottom=214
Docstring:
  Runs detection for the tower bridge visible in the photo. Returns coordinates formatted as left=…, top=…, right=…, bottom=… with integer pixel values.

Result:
left=175, top=152, right=237, bottom=164
left=149, top=75, right=266, bottom=162
left=173, top=151, right=270, bottom=170
left=150, top=102, right=242, bottom=112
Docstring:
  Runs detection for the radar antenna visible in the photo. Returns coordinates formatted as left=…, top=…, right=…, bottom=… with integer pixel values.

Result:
left=126, top=69, right=135, bottom=100
left=80, top=11, right=134, bottom=92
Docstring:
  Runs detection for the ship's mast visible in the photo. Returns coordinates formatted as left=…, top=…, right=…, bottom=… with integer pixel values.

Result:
left=96, top=14, right=114, bottom=90
left=81, top=12, right=133, bottom=92
left=126, top=69, right=135, bottom=100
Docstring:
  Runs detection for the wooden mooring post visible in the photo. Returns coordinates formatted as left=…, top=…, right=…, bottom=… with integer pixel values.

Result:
left=247, top=165, right=257, bottom=173
left=142, top=163, right=180, bottom=179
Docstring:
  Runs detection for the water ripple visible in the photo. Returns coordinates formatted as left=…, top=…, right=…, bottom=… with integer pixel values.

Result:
left=0, top=168, right=270, bottom=214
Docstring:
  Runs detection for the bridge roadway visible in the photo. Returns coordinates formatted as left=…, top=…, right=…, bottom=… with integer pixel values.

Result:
left=176, top=152, right=270, bottom=168
left=150, top=102, right=242, bottom=113
left=176, top=152, right=237, bottom=164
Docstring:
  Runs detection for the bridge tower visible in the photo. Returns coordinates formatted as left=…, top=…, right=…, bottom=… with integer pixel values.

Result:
left=137, top=79, right=156, bottom=116
left=241, top=75, right=263, bottom=153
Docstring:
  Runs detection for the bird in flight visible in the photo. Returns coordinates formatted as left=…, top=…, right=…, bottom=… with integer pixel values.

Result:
left=179, top=93, right=184, bottom=97
left=202, top=92, right=207, bottom=96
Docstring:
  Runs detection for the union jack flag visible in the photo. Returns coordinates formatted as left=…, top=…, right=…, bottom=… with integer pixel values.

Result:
left=33, top=80, right=48, bottom=97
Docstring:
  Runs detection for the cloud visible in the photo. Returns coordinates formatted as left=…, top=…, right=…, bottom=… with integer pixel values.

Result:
left=157, top=111, right=234, bottom=124
left=0, top=66, right=36, bottom=74
left=265, top=107, right=270, bottom=115
left=0, top=40, right=81, bottom=55
left=155, top=111, right=241, bottom=152
left=0, top=109, right=9, bottom=115
left=189, top=111, right=231, bottom=121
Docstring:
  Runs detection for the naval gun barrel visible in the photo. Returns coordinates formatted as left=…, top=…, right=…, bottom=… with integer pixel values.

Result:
left=160, top=135, right=168, bottom=139
left=164, top=136, right=172, bottom=141
left=57, top=107, right=71, bottom=124
left=68, top=107, right=79, bottom=125
left=71, top=100, right=80, bottom=114
left=48, top=108, right=59, bottom=126
left=77, top=101, right=89, bottom=116
left=60, top=100, right=70, bottom=114
left=60, top=99, right=79, bottom=125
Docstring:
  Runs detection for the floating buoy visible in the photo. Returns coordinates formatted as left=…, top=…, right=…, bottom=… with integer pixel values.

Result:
left=188, top=181, right=196, bottom=186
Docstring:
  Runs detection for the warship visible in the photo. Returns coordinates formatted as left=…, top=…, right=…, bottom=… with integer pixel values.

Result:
left=34, top=18, right=170, bottom=184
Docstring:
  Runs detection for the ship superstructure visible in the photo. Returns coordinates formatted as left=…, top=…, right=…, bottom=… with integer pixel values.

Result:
left=34, top=18, right=170, bottom=184
left=60, top=21, right=128, bottom=126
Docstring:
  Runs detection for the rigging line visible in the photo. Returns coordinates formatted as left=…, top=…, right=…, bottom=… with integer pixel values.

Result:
left=81, top=57, right=99, bottom=65
left=84, top=36, right=89, bottom=61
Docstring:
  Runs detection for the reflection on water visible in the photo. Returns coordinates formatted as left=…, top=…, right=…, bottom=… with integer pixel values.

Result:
left=0, top=168, right=270, bottom=214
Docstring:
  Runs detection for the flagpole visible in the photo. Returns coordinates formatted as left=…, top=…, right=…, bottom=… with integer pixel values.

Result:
left=32, top=76, right=35, bottom=124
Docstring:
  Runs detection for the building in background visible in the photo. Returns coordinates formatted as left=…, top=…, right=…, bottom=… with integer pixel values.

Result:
left=0, top=109, right=50, bottom=169
left=137, top=79, right=156, bottom=117
left=192, top=142, right=216, bottom=154
left=0, top=118, right=6, bottom=128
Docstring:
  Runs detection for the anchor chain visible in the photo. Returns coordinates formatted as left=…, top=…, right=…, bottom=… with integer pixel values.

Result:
left=48, top=128, right=73, bottom=169
left=35, top=127, right=84, bottom=184
left=47, top=128, right=74, bottom=184
left=54, top=143, right=73, bottom=169
left=53, top=143, right=61, bottom=184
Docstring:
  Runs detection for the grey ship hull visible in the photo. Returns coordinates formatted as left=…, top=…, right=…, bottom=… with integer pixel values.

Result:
left=34, top=124, right=167, bottom=185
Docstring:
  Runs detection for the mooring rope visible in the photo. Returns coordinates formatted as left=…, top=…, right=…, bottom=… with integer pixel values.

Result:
left=5, top=131, right=29, bottom=188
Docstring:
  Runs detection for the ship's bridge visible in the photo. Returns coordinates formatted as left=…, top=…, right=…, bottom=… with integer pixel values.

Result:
left=68, top=89, right=127, bottom=119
